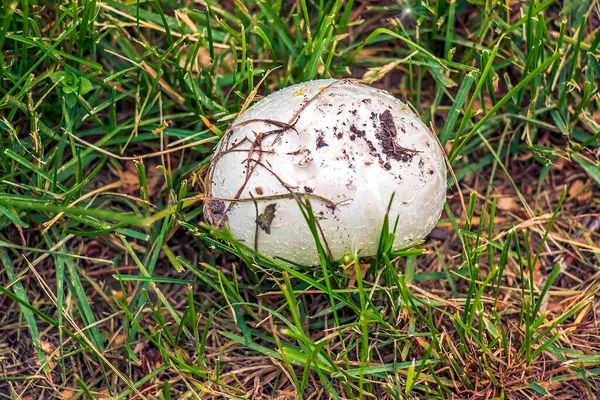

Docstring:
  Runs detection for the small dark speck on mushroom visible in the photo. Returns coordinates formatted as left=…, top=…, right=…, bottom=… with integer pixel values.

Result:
left=334, top=126, right=343, bottom=139
left=316, top=132, right=328, bottom=148
left=371, top=113, right=378, bottom=127
left=255, top=186, right=264, bottom=195
left=350, top=125, right=365, bottom=138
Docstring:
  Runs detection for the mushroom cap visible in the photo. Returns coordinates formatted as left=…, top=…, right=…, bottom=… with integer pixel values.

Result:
left=205, top=79, right=446, bottom=265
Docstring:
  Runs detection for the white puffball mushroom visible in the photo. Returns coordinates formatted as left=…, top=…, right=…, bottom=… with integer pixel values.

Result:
left=205, top=79, right=446, bottom=265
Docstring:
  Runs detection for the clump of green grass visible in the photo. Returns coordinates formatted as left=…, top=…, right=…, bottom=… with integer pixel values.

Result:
left=1, top=0, right=600, bottom=398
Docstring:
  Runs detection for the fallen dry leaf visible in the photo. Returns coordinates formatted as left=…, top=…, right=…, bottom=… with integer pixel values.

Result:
left=569, top=180, right=585, bottom=197
left=346, top=263, right=369, bottom=289
left=497, top=196, right=519, bottom=211
left=96, top=389, right=111, bottom=400
left=60, top=389, right=77, bottom=399
left=119, top=160, right=163, bottom=198
left=578, top=190, right=593, bottom=202
left=114, top=334, right=126, bottom=346
left=41, top=340, right=56, bottom=370
left=569, top=179, right=593, bottom=201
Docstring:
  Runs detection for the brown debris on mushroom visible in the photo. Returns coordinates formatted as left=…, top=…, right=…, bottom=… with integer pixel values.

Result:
left=205, top=199, right=228, bottom=228
left=256, top=203, right=277, bottom=234
left=376, top=109, right=419, bottom=163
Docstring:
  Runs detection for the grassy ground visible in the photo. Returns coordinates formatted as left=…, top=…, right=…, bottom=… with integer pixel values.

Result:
left=1, top=0, right=600, bottom=398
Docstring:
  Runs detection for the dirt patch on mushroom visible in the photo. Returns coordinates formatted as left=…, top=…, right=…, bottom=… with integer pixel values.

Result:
left=350, top=124, right=379, bottom=159
left=334, top=126, right=343, bottom=139
left=205, top=199, right=228, bottom=228
left=376, top=109, right=419, bottom=163
left=316, top=131, right=328, bottom=148
left=349, top=125, right=363, bottom=141
left=256, top=203, right=277, bottom=234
